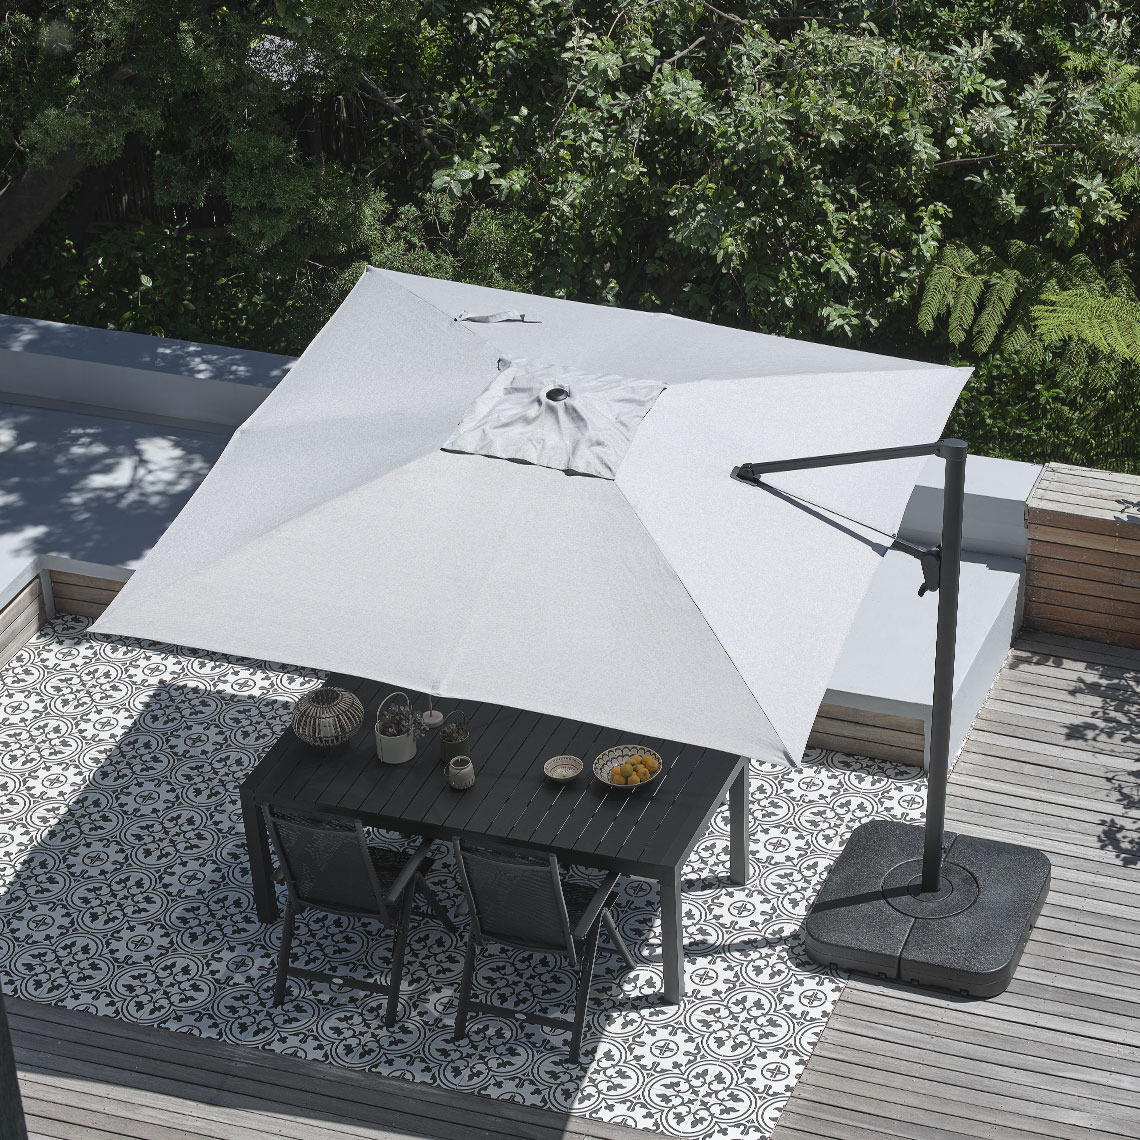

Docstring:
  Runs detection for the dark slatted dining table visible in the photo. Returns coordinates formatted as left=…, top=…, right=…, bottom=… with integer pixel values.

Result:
left=240, top=675, right=750, bottom=1002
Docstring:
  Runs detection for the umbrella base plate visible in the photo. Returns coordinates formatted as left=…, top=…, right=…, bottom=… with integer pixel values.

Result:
left=804, top=819, right=1050, bottom=997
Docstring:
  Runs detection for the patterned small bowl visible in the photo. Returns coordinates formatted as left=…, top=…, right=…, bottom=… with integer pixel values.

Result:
left=544, top=755, right=583, bottom=782
left=593, top=745, right=664, bottom=790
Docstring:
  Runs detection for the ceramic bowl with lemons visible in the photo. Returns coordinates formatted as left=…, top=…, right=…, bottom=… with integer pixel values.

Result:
left=593, top=744, right=663, bottom=790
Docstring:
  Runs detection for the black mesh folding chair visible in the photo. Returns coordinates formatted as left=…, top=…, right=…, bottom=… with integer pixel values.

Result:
left=263, top=806, right=454, bottom=1027
left=452, top=841, right=635, bottom=1063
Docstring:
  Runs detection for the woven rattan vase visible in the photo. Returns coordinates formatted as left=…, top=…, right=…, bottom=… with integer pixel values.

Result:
left=291, top=685, right=364, bottom=747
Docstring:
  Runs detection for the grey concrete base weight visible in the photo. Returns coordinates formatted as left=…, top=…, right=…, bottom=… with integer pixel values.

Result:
left=804, top=819, right=1051, bottom=997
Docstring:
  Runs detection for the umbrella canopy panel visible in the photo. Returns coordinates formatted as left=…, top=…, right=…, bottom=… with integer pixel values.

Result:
left=94, top=267, right=969, bottom=761
left=384, top=268, right=956, bottom=383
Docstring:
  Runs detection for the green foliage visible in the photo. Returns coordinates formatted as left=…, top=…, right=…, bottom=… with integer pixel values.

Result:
left=922, top=240, right=1140, bottom=468
left=0, top=195, right=532, bottom=355
left=1034, top=291, right=1140, bottom=364
left=918, top=242, right=1140, bottom=361
left=1, top=1, right=1139, bottom=468
left=0, top=219, right=329, bottom=355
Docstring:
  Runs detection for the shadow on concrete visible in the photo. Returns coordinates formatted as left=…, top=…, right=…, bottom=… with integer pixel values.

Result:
left=0, top=402, right=224, bottom=577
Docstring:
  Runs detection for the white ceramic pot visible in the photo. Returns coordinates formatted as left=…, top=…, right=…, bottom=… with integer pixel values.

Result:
left=375, top=691, right=418, bottom=764
left=376, top=726, right=417, bottom=764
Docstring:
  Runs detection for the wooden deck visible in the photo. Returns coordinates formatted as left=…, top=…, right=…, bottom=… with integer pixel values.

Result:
left=774, top=631, right=1140, bottom=1140
left=10, top=997, right=653, bottom=1140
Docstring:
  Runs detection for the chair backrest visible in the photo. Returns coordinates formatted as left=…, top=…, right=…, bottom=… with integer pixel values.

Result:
left=453, top=841, right=574, bottom=958
left=263, top=807, right=389, bottom=921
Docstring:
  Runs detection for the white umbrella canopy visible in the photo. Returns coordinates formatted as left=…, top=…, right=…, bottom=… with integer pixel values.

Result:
left=94, top=267, right=970, bottom=761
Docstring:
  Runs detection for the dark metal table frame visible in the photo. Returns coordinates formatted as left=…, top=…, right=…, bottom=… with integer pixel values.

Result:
left=240, top=676, right=750, bottom=1003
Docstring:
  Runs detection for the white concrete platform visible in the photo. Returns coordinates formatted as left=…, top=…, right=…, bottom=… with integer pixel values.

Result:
left=0, top=313, right=292, bottom=431
left=823, top=550, right=1023, bottom=768
left=816, top=453, right=1040, bottom=769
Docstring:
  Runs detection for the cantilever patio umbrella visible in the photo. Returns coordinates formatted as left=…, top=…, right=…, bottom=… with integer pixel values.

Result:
left=94, top=267, right=970, bottom=764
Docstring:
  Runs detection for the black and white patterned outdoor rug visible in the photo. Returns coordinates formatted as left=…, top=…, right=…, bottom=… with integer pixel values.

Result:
left=0, top=616, right=927, bottom=1139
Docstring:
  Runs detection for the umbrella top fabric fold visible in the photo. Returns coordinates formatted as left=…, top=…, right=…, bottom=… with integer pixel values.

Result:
left=94, top=266, right=970, bottom=762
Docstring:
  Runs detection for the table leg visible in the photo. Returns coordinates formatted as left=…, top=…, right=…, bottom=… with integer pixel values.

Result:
left=729, top=760, right=749, bottom=885
left=241, top=789, right=278, bottom=923
left=660, top=868, right=684, bottom=1004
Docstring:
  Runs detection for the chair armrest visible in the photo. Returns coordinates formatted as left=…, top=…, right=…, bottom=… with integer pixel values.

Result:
left=384, top=837, right=435, bottom=904
left=572, top=871, right=621, bottom=941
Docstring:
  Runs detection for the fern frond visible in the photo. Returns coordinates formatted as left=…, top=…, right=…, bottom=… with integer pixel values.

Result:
left=948, top=271, right=986, bottom=345
left=1033, top=291, right=1140, bottom=365
left=999, top=319, right=1037, bottom=362
left=1063, top=253, right=1107, bottom=294
left=1105, top=259, right=1138, bottom=301
left=972, top=267, right=1021, bottom=353
left=917, top=260, right=959, bottom=331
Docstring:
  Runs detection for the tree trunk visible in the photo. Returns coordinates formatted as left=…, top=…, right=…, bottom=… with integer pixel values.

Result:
left=0, top=147, right=86, bottom=266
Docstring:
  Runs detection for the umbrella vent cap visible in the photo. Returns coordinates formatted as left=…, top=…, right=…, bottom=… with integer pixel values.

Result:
left=444, top=360, right=663, bottom=479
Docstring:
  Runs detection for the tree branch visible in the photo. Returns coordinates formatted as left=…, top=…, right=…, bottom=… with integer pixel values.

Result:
left=0, top=147, right=86, bottom=266
left=0, top=64, right=137, bottom=266
left=931, top=154, right=998, bottom=168
left=358, top=73, right=441, bottom=161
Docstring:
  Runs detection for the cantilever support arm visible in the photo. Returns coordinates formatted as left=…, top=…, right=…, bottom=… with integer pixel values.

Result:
left=732, top=437, right=968, bottom=894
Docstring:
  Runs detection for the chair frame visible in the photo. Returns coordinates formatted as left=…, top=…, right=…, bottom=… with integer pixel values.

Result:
left=451, top=841, right=635, bottom=1063
left=263, top=806, right=453, bottom=1028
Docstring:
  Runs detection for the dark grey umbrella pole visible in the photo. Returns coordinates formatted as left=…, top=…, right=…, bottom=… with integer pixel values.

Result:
left=735, top=437, right=1052, bottom=997
left=734, top=436, right=968, bottom=893
left=0, top=992, right=28, bottom=1140
left=922, top=439, right=967, bottom=891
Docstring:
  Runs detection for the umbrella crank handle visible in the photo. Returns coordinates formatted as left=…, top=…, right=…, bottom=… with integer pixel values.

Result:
left=892, top=539, right=942, bottom=597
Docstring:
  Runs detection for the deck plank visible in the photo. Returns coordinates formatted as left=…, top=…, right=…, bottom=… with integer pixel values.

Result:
left=11, top=999, right=652, bottom=1140
left=773, top=633, right=1140, bottom=1140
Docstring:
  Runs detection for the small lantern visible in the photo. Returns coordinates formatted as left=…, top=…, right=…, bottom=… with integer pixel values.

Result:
left=447, top=755, right=475, bottom=790
left=291, top=685, right=364, bottom=747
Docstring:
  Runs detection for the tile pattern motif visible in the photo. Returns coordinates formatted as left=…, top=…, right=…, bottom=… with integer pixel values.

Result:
left=0, top=617, right=927, bottom=1139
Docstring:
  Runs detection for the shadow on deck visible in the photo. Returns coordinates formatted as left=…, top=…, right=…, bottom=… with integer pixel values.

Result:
left=773, top=630, right=1140, bottom=1140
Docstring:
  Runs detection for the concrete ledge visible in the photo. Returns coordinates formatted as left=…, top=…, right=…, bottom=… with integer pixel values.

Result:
left=899, top=453, right=1041, bottom=560
left=0, top=314, right=293, bottom=432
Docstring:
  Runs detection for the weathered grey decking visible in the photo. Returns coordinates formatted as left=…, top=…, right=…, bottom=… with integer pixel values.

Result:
left=10, top=997, right=654, bottom=1140
left=774, top=631, right=1140, bottom=1140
